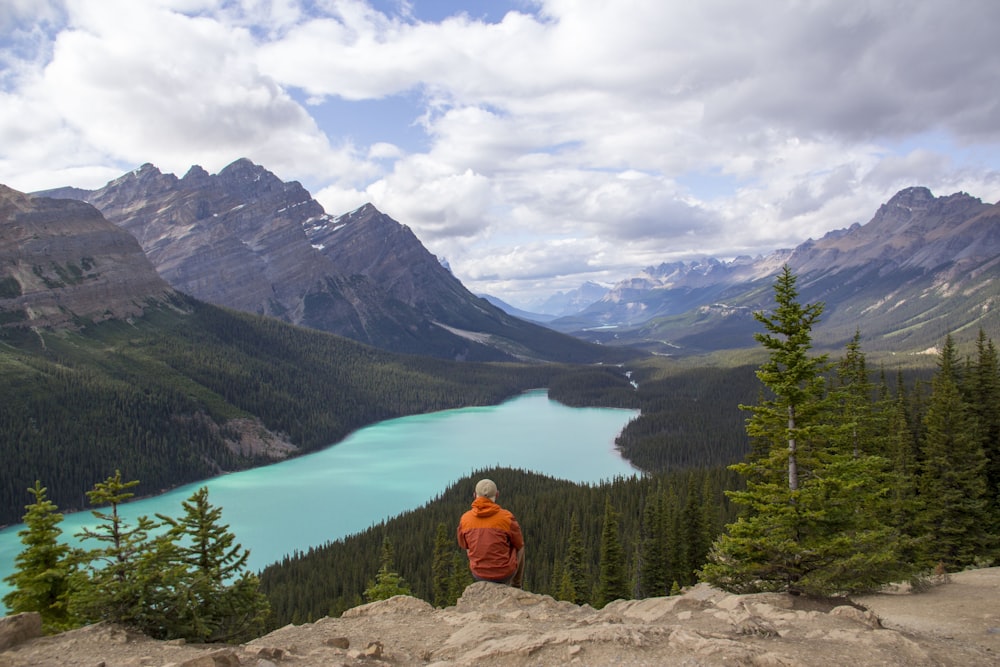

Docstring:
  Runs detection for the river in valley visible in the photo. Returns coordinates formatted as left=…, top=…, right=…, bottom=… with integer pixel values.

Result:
left=0, top=390, right=639, bottom=609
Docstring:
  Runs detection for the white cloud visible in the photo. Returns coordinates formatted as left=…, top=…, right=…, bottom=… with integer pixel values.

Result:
left=1, top=0, right=999, bottom=302
left=43, top=1, right=335, bottom=175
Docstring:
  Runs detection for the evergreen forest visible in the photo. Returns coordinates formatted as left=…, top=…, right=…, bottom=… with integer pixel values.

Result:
left=0, top=295, right=639, bottom=526
left=258, top=269, right=1000, bottom=625
left=4, top=268, right=999, bottom=641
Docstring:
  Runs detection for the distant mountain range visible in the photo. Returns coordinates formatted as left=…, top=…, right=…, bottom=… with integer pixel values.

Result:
left=20, top=159, right=998, bottom=359
left=34, top=159, right=629, bottom=364
left=542, top=186, right=1000, bottom=354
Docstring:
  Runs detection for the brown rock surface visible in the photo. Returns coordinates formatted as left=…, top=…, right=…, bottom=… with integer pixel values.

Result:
left=3, top=569, right=1000, bottom=666
left=0, top=184, right=176, bottom=330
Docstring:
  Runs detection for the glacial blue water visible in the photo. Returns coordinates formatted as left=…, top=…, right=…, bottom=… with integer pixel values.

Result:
left=0, top=390, right=638, bottom=609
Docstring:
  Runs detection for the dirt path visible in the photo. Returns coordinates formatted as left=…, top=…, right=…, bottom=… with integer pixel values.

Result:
left=854, top=568, right=1000, bottom=657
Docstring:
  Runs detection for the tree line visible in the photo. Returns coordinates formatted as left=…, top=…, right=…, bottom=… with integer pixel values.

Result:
left=257, top=465, right=743, bottom=625
left=702, top=267, right=1000, bottom=594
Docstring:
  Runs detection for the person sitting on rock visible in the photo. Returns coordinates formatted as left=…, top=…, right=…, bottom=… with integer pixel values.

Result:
left=457, top=479, right=525, bottom=588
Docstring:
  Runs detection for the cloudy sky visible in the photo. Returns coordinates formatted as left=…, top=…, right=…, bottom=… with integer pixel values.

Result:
left=2, top=0, right=999, bottom=308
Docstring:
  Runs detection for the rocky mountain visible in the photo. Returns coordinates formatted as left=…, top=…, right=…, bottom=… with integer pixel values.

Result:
left=4, top=571, right=999, bottom=666
left=0, top=184, right=177, bottom=331
left=41, top=159, right=627, bottom=363
left=553, top=187, right=1000, bottom=354
left=534, top=280, right=610, bottom=317
left=479, top=293, right=556, bottom=323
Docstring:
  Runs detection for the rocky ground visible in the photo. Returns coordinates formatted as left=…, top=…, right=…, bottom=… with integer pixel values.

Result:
left=2, top=568, right=999, bottom=667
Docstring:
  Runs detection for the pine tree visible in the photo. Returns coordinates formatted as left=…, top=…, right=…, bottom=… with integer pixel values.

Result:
left=967, top=330, right=1000, bottom=532
left=638, top=491, right=670, bottom=597
left=2, top=482, right=76, bottom=632
left=448, top=551, right=472, bottom=604
left=431, top=523, right=453, bottom=607
left=557, top=513, right=589, bottom=605
left=364, top=537, right=412, bottom=602
left=834, top=330, right=877, bottom=458
left=745, top=265, right=830, bottom=491
left=156, top=486, right=270, bottom=642
left=595, top=497, right=629, bottom=607
left=915, top=336, right=991, bottom=569
left=700, top=267, right=911, bottom=595
left=881, top=379, right=921, bottom=564
left=69, top=471, right=166, bottom=627
left=680, top=481, right=711, bottom=586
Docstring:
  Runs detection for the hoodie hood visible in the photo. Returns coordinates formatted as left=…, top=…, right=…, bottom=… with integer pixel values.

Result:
left=470, top=496, right=501, bottom=518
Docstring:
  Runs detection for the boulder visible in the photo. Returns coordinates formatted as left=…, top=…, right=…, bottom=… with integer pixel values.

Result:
left=0, top=613, right=42, bottom=651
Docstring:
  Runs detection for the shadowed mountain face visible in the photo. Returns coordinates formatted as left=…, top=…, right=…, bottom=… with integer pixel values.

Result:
left=0, top=184, right=177, bottom=331
left=552, top=187, right=1000, bottom=354
left=41, top=159, right=627, bottom=363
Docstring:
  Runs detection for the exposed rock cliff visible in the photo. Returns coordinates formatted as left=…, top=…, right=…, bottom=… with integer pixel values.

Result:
left=0, top=184, right=176, bottom=330
left=3, top=570, right=999, bottom=666
left=787, top=186, right=999, bottom=274
left=76, top=160, right=349, bottom=326
left=41, top=160, right=620, bottom=363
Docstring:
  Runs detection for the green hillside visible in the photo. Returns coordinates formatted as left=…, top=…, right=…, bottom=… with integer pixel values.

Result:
left=260, top=466, right=743, bottom=623
left=0, top=294, right=637, bottom=526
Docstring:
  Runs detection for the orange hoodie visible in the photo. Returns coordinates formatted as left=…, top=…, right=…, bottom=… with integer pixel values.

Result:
left=457, top=496, right=524, bottom=581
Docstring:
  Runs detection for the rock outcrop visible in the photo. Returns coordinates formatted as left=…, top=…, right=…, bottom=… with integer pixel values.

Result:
left=0, top=184, right=177, bottom=330
left=3, top=569, right=999, bottom=666
left=0, top=613, right=40, bottom=651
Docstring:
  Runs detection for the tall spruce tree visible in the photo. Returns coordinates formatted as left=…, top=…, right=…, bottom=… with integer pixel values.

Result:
left=156, top=486, right=270, bottom=642
left=595, top=497, right=629, bottom=607
left=638, top=491, right=670, bottom=598
left=967, top=330, right=1000, bottom=534
left=700, top=266, right=910, bottom=595
left=680, top=480, right=712, bottom=586
left=2, top=482, right=76, bottom=632
left=557, top=513, right=589, bottom=605
left=915, top=336, right=991, bottom=569
left=431, top=523, right=453, bottom=607
left=834, top=330, right=877, bottom=458
left=448, top=551, right=473, bottom=604
left=881, top=377, right=921, bottom=564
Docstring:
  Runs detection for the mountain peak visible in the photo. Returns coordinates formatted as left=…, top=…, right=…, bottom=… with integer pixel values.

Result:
left=181, top=164, right=211, bottom=182
left=217, top=157, right=275, bottom=182
left=219, top=156, right=262, bottom=175
left=885, top=185, right=935, bottom=207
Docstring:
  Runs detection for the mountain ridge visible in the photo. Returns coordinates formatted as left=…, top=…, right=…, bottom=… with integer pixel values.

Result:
left=549, top=187, right=1000, bottom=354
left=37, top=160, right=631, bottom=364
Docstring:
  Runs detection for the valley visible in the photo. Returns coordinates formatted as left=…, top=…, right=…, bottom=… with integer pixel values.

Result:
left=2, top=166, right=997, bottom=647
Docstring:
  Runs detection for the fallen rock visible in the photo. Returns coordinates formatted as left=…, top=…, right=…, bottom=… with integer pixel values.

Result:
left=0, top=613, right=41, bottom=651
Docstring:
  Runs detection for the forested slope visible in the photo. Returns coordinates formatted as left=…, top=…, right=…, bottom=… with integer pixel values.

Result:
left=259, top=325, right=999, bottom=624
left=0, top=296, right=638, bottom=526
left=259, top=466, right=742, bottom=625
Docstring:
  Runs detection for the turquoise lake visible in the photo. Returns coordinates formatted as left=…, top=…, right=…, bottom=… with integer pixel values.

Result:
left=0, top=390, right=639, bottom=609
